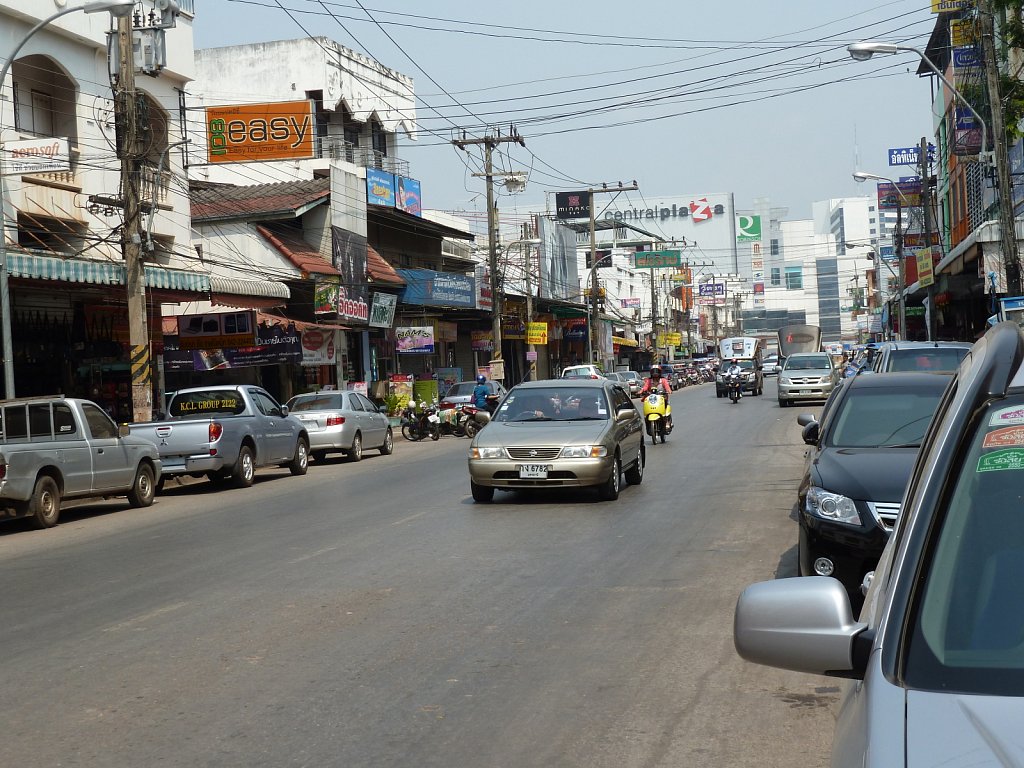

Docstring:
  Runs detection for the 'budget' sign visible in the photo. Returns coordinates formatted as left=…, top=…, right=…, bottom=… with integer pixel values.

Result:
left=206, top=100, right=314, bottom=164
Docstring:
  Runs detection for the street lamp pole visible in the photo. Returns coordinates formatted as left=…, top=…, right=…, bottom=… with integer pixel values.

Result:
left=0, top=0, right=135, bottom=399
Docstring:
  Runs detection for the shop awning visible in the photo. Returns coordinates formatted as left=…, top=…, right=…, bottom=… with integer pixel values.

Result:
left=612, top=335, right=639, bottom=347
left=209, top=275, right=290, bottom=299
left=6, top=253, right=211, bottom=292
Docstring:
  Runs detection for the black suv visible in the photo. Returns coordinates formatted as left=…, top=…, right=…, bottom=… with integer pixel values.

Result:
left=796, top=371, right=952, bottom=594
left=868, top=340, right=972, bottom=373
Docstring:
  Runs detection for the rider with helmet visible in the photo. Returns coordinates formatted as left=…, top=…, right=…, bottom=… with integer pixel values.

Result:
left=472, top=374, right=490, bottom=410
left=725, top=358, right=743, bottom=377
left=640, top=365, right=673, bottom=429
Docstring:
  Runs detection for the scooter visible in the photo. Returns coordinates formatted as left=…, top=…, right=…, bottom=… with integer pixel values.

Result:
left=461, top=404, right=490, bottom=438
left=401, top=401, right=441, bottom=441
left=726, top=373, right=743, bottom=404
left=642, top=392, right=672, bottom=444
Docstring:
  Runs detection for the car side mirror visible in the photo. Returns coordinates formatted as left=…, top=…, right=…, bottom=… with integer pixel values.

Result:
left=118, top=424, right=131, bottom=438
left=796, top=414, right=816, bottom=427
left=616, top=406, right=635, bottom=421
left=280, top=405, right=290, bottom=417
left=801, top=422, right=820, bottom=445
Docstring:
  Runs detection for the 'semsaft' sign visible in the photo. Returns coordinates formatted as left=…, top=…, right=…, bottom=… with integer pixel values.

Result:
left=206, top=100, right=314, bottom=164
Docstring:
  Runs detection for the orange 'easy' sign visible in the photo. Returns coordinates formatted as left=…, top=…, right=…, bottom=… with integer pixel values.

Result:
left=206, top=100, right=314, bottom=164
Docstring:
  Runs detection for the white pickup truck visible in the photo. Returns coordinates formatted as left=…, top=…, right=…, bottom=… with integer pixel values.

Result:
left=0, top=396, right=161, bottom=528
left=128, top=385, right=309, bottom=490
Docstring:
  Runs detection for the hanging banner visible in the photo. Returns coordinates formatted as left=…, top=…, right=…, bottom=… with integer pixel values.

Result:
left=165, top=324, right=301, bottom=370
left=526, top=322, right=549, bottom=345
left=331, top=227, right=369, bottom=323
left=368, top=292, right=397, bottom=328
left=314, top=278, right=340, bottom=316
left=301, top=328, right=336, bottom=366
left=916, top=248, right=935, bottom=287
left=396, top=326, right=434, bottom=354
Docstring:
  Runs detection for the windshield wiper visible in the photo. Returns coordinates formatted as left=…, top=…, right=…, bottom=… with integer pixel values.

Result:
left=570, top=416, right=607, bottom=421
left=516, top=416, right=554, bottom=422
left=879, top=442, right=920, bottom=448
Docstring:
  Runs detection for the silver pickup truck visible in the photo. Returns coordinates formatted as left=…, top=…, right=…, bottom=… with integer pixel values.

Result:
left=0, top=396, right=161, bottom=528
left=129, top=385, right=309, bottom=490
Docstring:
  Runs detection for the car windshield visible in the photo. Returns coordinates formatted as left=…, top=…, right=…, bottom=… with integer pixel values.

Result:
left=786, top=355, right=830, bottom=370
left=726, top=360, right=754, bottom=371
left=887, top=347, right=969, bottom=372
left=904, top=395, right=1024, bottom=696
left=289, top=394, right=345, bottom=411
left=492, top=387, right=609, bottom=422
left=826, top=387, right=944, bottom=447
left=562, top=368, right=599, bottom=379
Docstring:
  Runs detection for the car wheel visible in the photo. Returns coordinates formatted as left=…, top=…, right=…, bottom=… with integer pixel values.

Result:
left=288, top=438, right=309, bottom=475
left=471, top=481, right=494, bottom=503
left=597, top=455, right=621, bottom=501
left=311, top=450, right=328, bottom=463
left=231, top=445, right=256, bottom=488
left=778, top=399, right=788, bottom=408
left=625, top=446, right=644, bottom=485
left=380, top=428, right=394, bottom=455
left=24, top=475, right=60, bottom=529
left=347, top=432, right=363, bottom=462
left=127, top=463, right=156, bottom=507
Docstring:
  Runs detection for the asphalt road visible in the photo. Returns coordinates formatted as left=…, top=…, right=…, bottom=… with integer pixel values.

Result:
left=0, top=379, right=833, bottom=768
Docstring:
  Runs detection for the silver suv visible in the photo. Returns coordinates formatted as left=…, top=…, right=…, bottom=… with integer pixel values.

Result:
left=777, top=352, right=839, bottom=407
left=735, top=324, right=1024, bottom=766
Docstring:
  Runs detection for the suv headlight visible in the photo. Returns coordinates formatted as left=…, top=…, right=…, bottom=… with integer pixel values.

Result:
left=560, top=445, right=608, bottom=458
left=806, top=487, right=860, bottom=525
left=470, top=446, right=504, bottom=459
left=819, top=376, right=832, bottom=384
left=780, top=377, right=792, bottom=385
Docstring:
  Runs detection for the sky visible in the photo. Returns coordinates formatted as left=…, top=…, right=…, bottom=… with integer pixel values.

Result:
left=191, top=0, right=940, bottom=225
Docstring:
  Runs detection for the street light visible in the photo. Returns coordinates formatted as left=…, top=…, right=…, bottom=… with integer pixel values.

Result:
left=0, top=0, right=134, bottom=398
left=853, top=171, right=910, bottom=339
left=848, top=41, right=989, bottom=165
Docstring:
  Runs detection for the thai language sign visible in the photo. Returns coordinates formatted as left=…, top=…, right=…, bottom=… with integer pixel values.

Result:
left=368, top=292, right=397, bottom=328
left=205, top=101, right=314, bottom=164
left=2, top=137, right=70, bottom=175
left=396, top=269, right=476, bottom=308
left=177, top=311, right=257, bottom=350
left=165, top=323, right=301, bottom=370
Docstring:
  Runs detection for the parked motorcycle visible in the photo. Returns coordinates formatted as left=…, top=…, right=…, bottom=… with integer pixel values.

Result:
left=726, top=373, right=743, bottom=404
left=436, top=406, right=477, bottom=438
left=642, top=392, right=672, bottom=444
left=401, top=401, right=440, bottom=441
left=461, top=404, right=490, bottom=438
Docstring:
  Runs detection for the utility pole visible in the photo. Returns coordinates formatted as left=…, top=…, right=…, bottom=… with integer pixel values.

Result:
left=978, top=0, right=1022, bottom=295
left=454, top=129, right=526, bottom=376
left=649, top=270, right=659, bottom=363
left=895, top=197, right=906, bottom=340
left=115, top=14, right=152, bottom=422
left=587, top=182, right=638, bottom=366
left=920, top=136, right=937, bottom=340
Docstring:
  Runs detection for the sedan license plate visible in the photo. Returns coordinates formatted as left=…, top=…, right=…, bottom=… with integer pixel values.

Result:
left=518, top=464, right=551, bottom=479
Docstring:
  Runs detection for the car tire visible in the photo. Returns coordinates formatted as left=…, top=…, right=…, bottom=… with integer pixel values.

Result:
left=231, top=445, right=256, bottom=488
left=625, top=446, right=644, bottom=485
left=127, top=463, right=156, bottom=508
left=24, top=475, right=60, bottom=529
left=597, top=455, right=621, bottom=501
left=348, top=432, right=363, bottom=462
left=311, top=450, right=328, bottom=463
left=779, top=399, right=788, bottom=408
left=471, top=481, right=494, bottom=503
left=288, top=438, right=309, bottom=475
left=380, top=428, right=394, bottom=455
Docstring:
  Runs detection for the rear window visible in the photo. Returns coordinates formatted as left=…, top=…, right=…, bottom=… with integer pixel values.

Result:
left=887, top=347, right=969, bottom=372
left=905, top=395, right=1024, bottom=695
left=827, top=387, right=944, bottom=448
left=445, top=383, right=476, bottom=397
left=169, top=390, right=245, bottom=417
left=289, top=394, right=345, bottom=412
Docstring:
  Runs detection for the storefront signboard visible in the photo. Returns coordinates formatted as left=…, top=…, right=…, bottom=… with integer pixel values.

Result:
left=471, top=330, right=493, bottom=351
left=367, top=168, right=396, bottom=206
left=331, top=227, right=370, bottom=323
left=165, top=323, right=301, bottom=370
left=434, top=368, right=462, bottom=391
left=177, top=310, right=257, bottom=350
left=396, top=326, right=434, bottom=354
left=2, top=137, right=71, bottom=175
left=526, top=322, right=548, bottom=345
left=397, top=176, right=422, bottom=216
left=314, top=278, right=340, bottom=315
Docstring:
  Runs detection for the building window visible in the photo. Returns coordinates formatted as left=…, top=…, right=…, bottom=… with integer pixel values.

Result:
left=785, top=266, right=803, bottom=290
left=770, top=239, right=780, bottom=256
left=869, top=206, right=875, bottom=212
left=770, top=267, right=781, bottom=286
left=870, top=228, right=877, bottom=235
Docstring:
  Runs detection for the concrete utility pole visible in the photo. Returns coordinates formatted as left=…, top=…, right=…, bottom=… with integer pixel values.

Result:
left=978, top=0, right=1022, bottom=295
left=116, top=14, right=152, bottom=422
left=453, top=129, right=526, bottom=373
left=920, top=136, right=937, bottom=340
left=587, top=182, right=639, bottom=366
